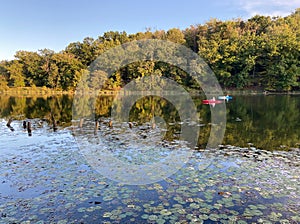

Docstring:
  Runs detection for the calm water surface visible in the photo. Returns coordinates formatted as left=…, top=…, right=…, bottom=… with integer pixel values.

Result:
left=0, top=94, right=299, bottom=150
left=0, top=94, right=299, bottom=223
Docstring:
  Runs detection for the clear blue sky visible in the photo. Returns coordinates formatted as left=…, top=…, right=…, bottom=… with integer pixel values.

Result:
left=0, top=0, right=299, bottom=60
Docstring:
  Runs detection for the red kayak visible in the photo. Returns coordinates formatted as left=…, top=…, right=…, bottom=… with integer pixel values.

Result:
left=202, top=99, right=223, bottom=104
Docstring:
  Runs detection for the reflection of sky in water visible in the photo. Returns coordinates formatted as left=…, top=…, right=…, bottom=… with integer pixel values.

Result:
left=0, top=119, right=73, bottom=155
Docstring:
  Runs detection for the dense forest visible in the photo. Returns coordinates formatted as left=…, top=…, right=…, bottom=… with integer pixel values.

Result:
left=0, top=9, right=299, bottom=92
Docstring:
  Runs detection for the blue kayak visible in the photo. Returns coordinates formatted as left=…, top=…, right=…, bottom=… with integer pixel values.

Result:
left=218, top=95, right=233, bottom=100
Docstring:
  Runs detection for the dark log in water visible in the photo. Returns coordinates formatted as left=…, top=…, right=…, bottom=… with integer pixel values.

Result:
left=94, top=120, right=99, bottom=135
left=151, top=122, right=156, bottom=129
left=6, top=118, right=13, bottom=126
left=6, top=118, right=14, bottom=131
left=129, top=122, right=133, bottom=129
left=52, top=119, right=58, bottom=132
left=79, top=118, right=84, bottom=128
left=23, top=121, right=27, bottom=129
left=27, top=121, right=32, bottom=136
left=50, top=113, right=58, bottom=132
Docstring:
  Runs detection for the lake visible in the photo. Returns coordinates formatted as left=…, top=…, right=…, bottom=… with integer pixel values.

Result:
left=0, top=94, right=299, bottom=223
left=1, top=94, right=299, bottom=150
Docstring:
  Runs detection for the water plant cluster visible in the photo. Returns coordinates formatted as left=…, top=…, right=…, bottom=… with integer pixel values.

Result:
left=0, top=119, right=299, bottom=223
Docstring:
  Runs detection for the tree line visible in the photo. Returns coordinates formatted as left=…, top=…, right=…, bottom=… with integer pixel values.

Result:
left=0, top=8, right=299, bottom=91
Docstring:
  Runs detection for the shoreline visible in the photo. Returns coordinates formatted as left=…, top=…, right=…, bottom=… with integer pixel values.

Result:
left=1, top=87, right=300, bottom=97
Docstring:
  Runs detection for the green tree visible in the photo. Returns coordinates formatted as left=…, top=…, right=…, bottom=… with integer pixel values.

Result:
left=65, top=37, right=98, bottom=66
left=184, top=25, right=200, bottom=52
left=15, top=50, right=43, bottom=86
left=6, top=60, right=25, bottom=87
left=51, top=52, right=84, bottom=90
left=255, top=13, right=300, bottom=91
left=166, top=28, right=185, bottom=44
left=0, top=61, right=9, bottom=88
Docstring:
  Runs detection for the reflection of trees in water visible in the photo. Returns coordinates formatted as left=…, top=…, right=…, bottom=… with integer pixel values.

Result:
left=95, top=95, right=182, bottom=141
left=0, top=94, right=299, bottom=150
left=224, top=95, right=300, bottom=150
left=128, top=96, right=181, bottom=141
left=0, top=95, right=73, bottom=127
left=95, top=96, right=114, bottom=117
